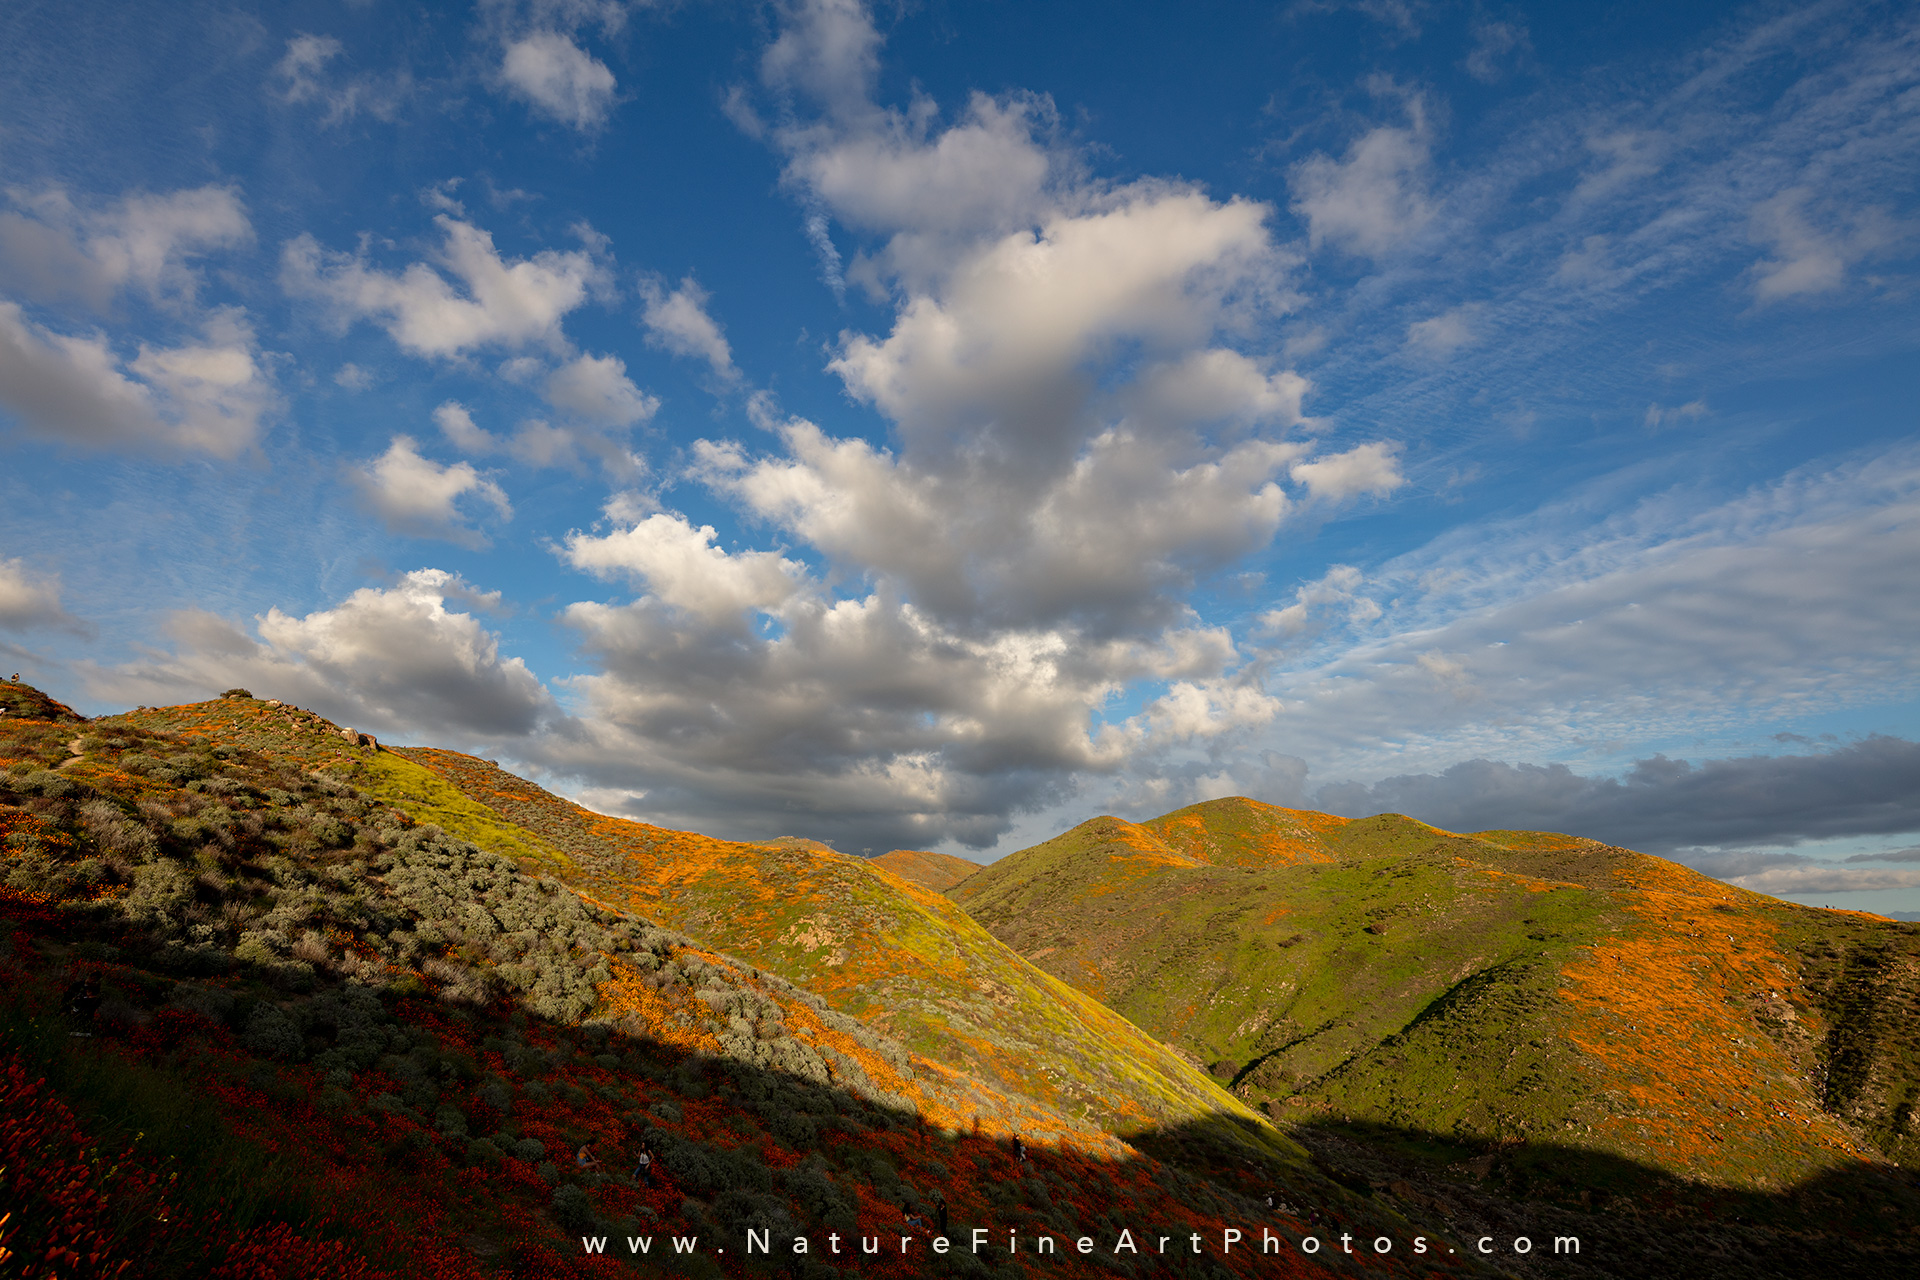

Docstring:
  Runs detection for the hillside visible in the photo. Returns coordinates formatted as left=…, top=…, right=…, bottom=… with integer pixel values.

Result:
left=870, top=849, right=983, bottom=893
left=3, top=687, right=1464, bottom=1279
left=8, top=689, right=1918, bottom=1277
left=368, top=746, right=1299, bottom=1177
left=1, top=678, right=86, bottom=724
left=952, top=797, right=1920, bottom=1261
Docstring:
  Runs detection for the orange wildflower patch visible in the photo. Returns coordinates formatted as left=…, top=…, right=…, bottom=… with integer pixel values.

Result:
left=1556, top=854, right=1859, bottom=1187
left=595, top=959, right=724, bottom=1057
left=0, top=806, right=83, bottom=858
left=1128, top=799, right=1349, bottom=871
left=1454, top=857, right=1576, bottom=894
left=869, top=849, right=981, bottom=892
left=112, top=700, right=371, bottom=773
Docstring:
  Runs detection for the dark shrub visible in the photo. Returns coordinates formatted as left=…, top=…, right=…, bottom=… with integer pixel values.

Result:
left=20, top=770, right=79, bottom=799
left=779, top=1163, right=857, bottom=1235
left=714, top=1188, right=792, bottom=1237
left=551, top=1183, right=596, bottom=1233
left=243, top=1004, right=303, bottom=1059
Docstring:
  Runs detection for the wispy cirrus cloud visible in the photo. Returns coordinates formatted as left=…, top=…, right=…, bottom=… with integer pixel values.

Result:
left=1282, top=0, right=1920, bottom=455
left=271, top=34, right=414, bottom=125
left=1244, top=446, right=1920, bottom=783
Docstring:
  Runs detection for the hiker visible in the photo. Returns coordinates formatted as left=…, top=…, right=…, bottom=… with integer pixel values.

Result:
left=61, top=975, right=101, bottom=1037
left=576, top=1144, right=600, bottom=1171
left=632, top=1143, right=656, bottom=1187
left=934, top=1192, right=949, bottom=1235
left=903, top=1201, right=926, bottom=1232
left=1264, top=1191, right=1276, bottom=1212
left=1012, top=1135, right=1028, bottom=1165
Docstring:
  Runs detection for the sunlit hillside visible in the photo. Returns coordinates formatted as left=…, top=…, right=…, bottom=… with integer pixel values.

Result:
left=953, top=798, right=1920, bottom=1235
left=372, top=745, right=1298, bottom=1175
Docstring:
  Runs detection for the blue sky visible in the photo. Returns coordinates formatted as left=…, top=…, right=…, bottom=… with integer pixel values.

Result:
left=3, top=0, right=1918, bottom=912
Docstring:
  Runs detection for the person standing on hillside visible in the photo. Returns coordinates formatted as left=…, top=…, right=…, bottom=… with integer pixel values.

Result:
left=633, top=1142, right=656, bottom=1187
left=1012, top=1135, right=1028, bottom=1166
left=934, top=1192, right=949, bottom=1235
left=61, top=973, right=101, bottom=1036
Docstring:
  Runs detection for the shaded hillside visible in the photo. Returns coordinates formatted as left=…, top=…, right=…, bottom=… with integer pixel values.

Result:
left=871, top=849, right=982, bottom=893
left=368, top=747, right=1293, bottom=1177
left=952, top=797, right=1920, bottom=1213
left=3, top=687, right=1432, bottom=1279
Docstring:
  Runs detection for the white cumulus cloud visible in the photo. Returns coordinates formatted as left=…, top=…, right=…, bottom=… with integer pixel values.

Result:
left=1289, top=105, right=1434, bottom=257
left=433, top=401, right=497, bottom=453
left=352, top=436, right=511, bottom=547
left=639, top=276, right=738, bottom=382
left=1289, top=442, right=1405, bottom=502
left=0, top=304, right=273, bottom=457
left=88, top=570, right=556, bottom=741
left=0, top=558, right=86, bottom=634
left=505, top=0, right=1412, bottom=849
left=0, top=184, right=250, bottom=309
left=563, top=512, right=804, bottom=625
left=501, top=32, right=618, bottom=130
left=281, top=215, right=604, bottom=357
left=543, top=351, right=657, bottom=426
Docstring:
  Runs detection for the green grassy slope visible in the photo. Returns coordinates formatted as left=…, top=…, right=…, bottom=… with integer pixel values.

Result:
left=952, top=797, right=1920, bottom=1207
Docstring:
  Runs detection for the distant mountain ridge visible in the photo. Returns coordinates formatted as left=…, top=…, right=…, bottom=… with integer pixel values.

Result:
left=870, top=848, right=982, bottom=893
